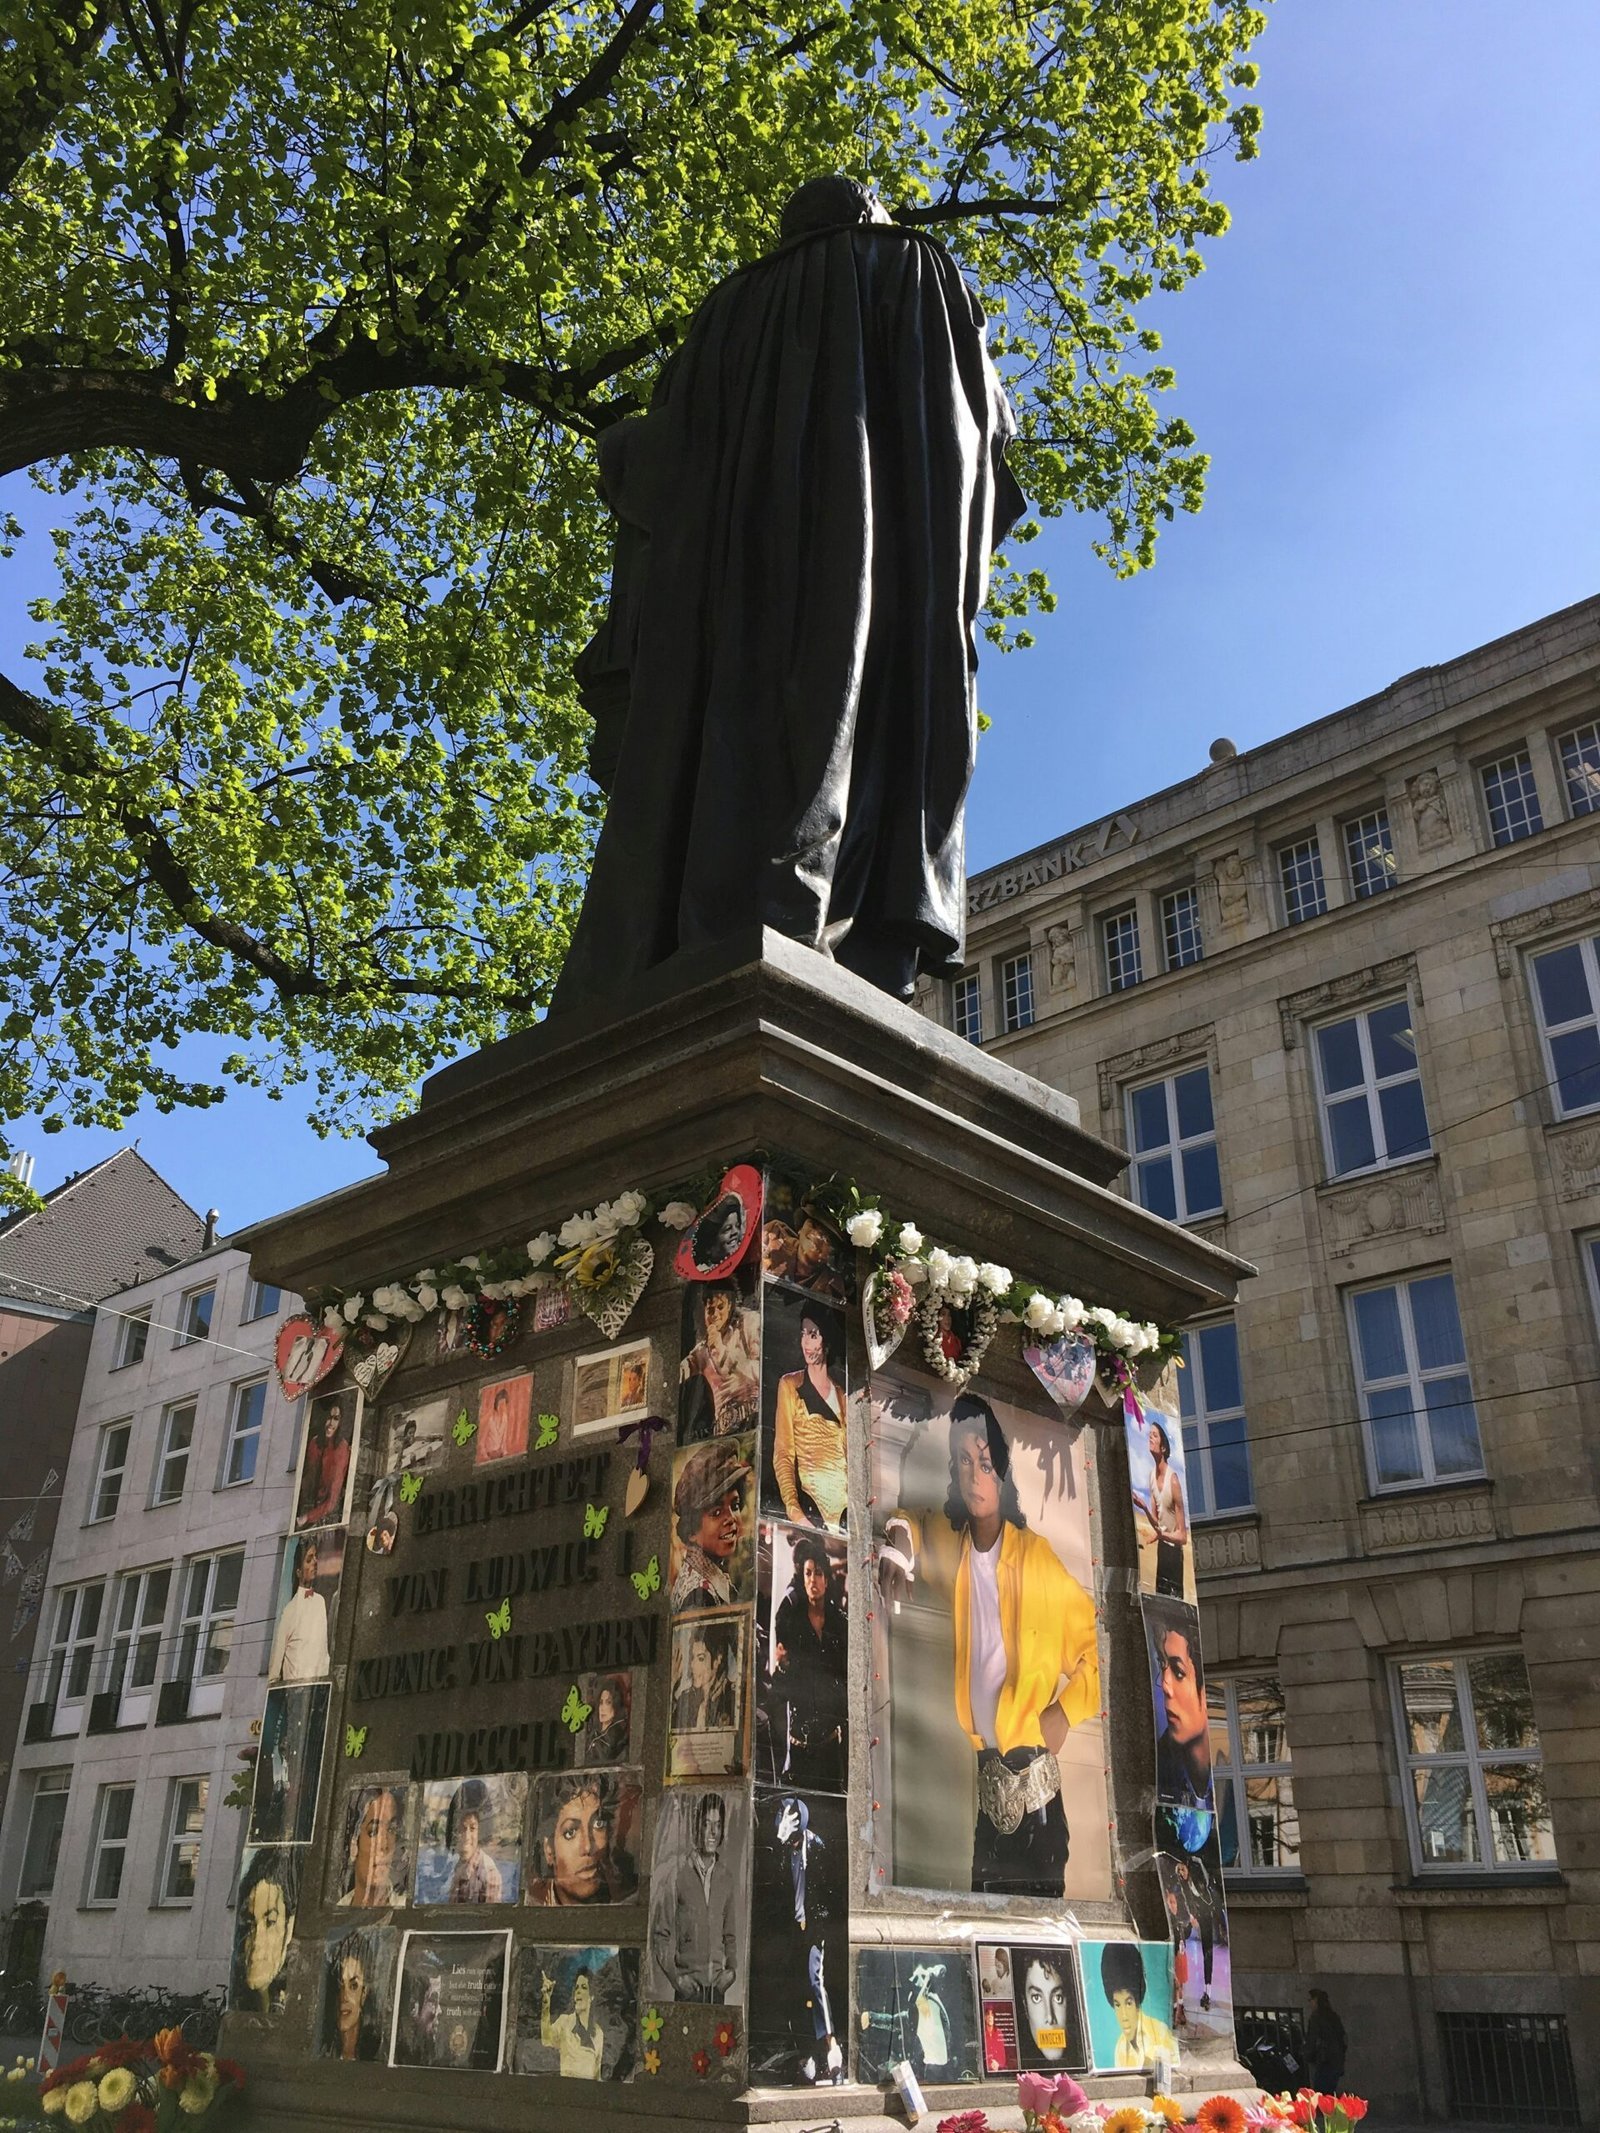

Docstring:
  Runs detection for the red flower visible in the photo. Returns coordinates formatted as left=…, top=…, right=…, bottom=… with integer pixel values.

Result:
left=117, top=2107, right=158, bottom=2133
left=95, top=2036, right=146, bottom=2068
left=1336, top=2101, right=1367, bottom=2124
left=938, top=2113, right=990, bottom=2133
left=215, top=2057, right=247, bottom=2089
left=713, top=2021, right=736, bottom=2059
left=41, top=2053, right=92, bottom=2093
left=1196, top=2097, right=1248, bottom=2133
left=1319, top=2101, right=1338, bottom=2120
left=692, top=2048, right=712, bottom=2077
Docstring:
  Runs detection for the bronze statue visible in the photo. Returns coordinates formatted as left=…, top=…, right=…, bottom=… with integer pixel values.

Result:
left=552, top=175, right=1024, bottom=1012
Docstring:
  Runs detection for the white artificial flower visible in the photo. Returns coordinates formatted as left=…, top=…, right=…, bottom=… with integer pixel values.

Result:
left=415, top=1282, right=439, bottom=1312
left=1023, top=1292, right=1054, bottom=1331
left=897, top=1222, right=924, bottom=1255
left=341, top=1293, right=365, bottom=1323
left=977, top=1261, right=1012, bottom=1296
left=1142, top=1321, right=1162, bottom=1352
left=415, top=1268, right=437, bottom=1283
left=461, top=1254, right=482, bottom=1271
left=399, top=1296, right=427, bottom=1322
left=526, top=1232, right=555, bottom=1266
left=947, top=1255, right=978, bottom=1297
left=611, top=1189, right=649, bottom=1230
left=322, top=1305, right=343, bottom=1330
left=440, top=1283, right=470, bottom=1314
left=903, top=1257, right=930, bottom=1287
left=1060, top=1295, right=1085, bottom=1331
left=363, top=1312, right=389, bottom=1332
left=590, top=1199, right=622, bottom=1240
left=1087, top=1304, right=1117, bottom=1331
left=559, top=1212, right=602, bottom=1250
left=660, top=1200, right=697, bottom=1231
left=846, top=1209, right=884, bottom=1248
left=925, top=1247, right=953, bottom=1290
left=1043, top=1305, right=1067, bottom=1337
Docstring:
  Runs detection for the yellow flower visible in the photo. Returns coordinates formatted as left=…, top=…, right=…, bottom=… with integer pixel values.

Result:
left=1105, top=2109, right=1149, bottom=2133
left=98, top=2067, right=138, bottom=2113
left=62, top=2085, right=97, bottom=2126
left=1153, top=2101, right=1186, bottom=2127
left=40, top=2089, right=66, bottom=2117
left=179, top=2071, right=219, bottom=2116
left=562, top=1238, right=620, bottom=1292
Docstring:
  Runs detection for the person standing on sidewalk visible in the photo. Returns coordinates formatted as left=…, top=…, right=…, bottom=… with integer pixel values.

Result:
left=1306, top=1987, right=1347, bottom=2089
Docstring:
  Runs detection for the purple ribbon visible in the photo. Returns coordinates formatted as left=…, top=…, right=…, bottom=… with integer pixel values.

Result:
left=617, top=1415, right=668, bottom=1472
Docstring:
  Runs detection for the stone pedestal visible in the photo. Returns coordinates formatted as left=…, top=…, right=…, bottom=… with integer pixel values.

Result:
left=231, top=935, right=1253, bottom=2130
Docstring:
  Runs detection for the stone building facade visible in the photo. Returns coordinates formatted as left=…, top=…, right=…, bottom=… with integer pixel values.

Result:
left=0, top=1239, right=303, bottom=1995
left=951, top=594, right=1600, bottom=2122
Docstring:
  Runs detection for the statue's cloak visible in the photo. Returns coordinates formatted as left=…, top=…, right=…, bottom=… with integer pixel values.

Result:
left=553, top=221, right=1025, bottom=1009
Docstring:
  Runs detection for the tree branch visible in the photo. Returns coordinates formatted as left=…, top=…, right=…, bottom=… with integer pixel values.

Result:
left=0, top=0, right=113, bottom=194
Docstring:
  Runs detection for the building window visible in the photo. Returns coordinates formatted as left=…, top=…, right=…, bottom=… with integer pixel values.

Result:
left=1393, top=1651, right=1555, bottom=1873
left=1313, top=997, right=1431, bottom=1176
left=176, top=1283, right=215, bottom=1348
left=89, top=1421, right=132, bottom=1524
left=1208, top=1676, right=1298, bottom=1875
left=1556, top=720, right=1600, bottom=820
left=1160, top=886, right=1204, bottom=970
left=44, top=1581, right=105, bottom=1732
left=107, top=1566, right=172, bottom=1726
left=1179, top=1318, right=1253, bottom=1514
left=1102, top=907, right=1143, bottom=992
left=222, top=1379, right=267, bottom=1488
left=1348, top=1270, right=1482, bottom=1489
left=1480, top=747, right=1544, bottom=846
left=174, top=1550, right=244, bottom=1712
left=243, top=1277, right=282, bottom=1323
left=1343, top=807, right=1397, bottom=899
left=1529, top=933, right=1600, bottom=1117
left=158, top=1777, right=210, bottom=1905
left=112, top=1309, right=150, bottom=1370
left=1000, top=951, right=1035, bottom=1033
left=87, top=1783, right=136, bottom=1905
left=1277, top=834, right=1328, bottom=925
left=952, top=972, right=983, bottom=1045
left=17, top=1772, right=71, bottom=1899
left=1127, top=1068, right=1222, bottom=1223
left=152, top=1401, right=197, bottom=1507
left=1438, top=2011, right=1578, bottom=2128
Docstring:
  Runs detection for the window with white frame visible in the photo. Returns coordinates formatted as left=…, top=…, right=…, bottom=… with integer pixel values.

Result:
left=1480, top=746, right=1544, bottom=846
left=244, top=1276, right=282, bottom=1322
left=1393, top=1651, right=1554, bottom=1873
left=1348, top=1271, right=1483, bottom=1489
left=158, top=1776, right=210, bottom=1904
left=1000, top=950, right=1035, bottom=1033
left=89, top=1421, right=132, bottom=1523
left=1160, top=886, right=1203, bottom=970
left=1208, top=1676, right=1298, bottom=1875
left=44, top=1580, right=104, bottom=1731
left=1277, top=834, right=1328, bottom=925
left=17, top=1771, right=71, bottom=1899
left=952, top=972, right=983, bottom=1045
left=106, top=1565, right=172, bottom=1726
left=151, top=1400, right=197, bottom=1506
left=1343, top=807, right=1397, bottom=899
left=221, top=1377, right=267, bottom=1488
left=112, top=1309, right=150, bottom=1370
left=1179, top=1318, right=1253, bottom=1514
left=1556, top=720, right=1600, bottom=818
left=87, top=1783, right=136, bottom=1905
left=1127, top=1067, right=1222, bottom=1223
left=1313, top=997, right=1431, bottom=1176
left=176, top=1283, right=215, bottom=1347
left=1102, top=907, right=1143, bottom=992
left=1529, top=933, right=1600, bottom=1117
left=173, top=1549, right=244, bottom=1717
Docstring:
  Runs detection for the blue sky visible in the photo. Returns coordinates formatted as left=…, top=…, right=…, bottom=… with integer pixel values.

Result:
left=5, top=0, right=1600, bottom=1231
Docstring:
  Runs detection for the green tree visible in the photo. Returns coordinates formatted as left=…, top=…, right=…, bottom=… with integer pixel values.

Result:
left=0, top=0, right=1265, bottom=1194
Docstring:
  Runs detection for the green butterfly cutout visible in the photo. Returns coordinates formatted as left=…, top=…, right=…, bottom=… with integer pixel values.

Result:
left=536, top=1411, right=560, bottom=1449
left=485, top=1597, right=512, bottom=1640
left=583, top=1502, right=609, bottom=1540
left=344, top=1724, right=368, bottom=1759
left=561, top=1683, right=593, bottom=1734
left=399, top=1471, right=422, bottom=1505
left=452, top=1410, right=476, bottom=1446
left=630, top=1553, right=661, bottom=1601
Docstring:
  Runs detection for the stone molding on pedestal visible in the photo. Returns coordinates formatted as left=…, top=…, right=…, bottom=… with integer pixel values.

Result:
left=1357, top=1483, right=1496, bottom=1554
left=1316, top=1157, right=1446, bottom=1254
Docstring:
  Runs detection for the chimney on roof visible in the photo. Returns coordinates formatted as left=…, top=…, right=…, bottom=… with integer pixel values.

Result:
left=203, top=1208, right=220, bottom=1249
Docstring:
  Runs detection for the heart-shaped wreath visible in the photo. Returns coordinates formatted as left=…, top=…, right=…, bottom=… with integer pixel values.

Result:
left=914, top=1290, right=999, bottom=1388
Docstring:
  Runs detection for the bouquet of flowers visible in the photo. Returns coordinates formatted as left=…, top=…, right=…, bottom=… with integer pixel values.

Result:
left=934, top=2084, right=1369, bottom=2133
left=7, top=2032, right=246, bottom=2130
